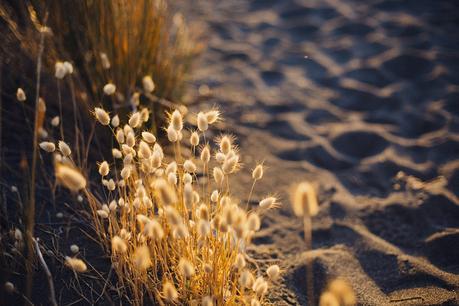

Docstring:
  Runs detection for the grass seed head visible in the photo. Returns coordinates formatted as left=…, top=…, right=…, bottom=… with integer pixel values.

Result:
left=142, top=131, right=156, bottom=144
left=111, top=236, right=128, bottom=254
left=132, top=245, right=151, bottom=270
left=292, top=182, right=319, bottom=217
left=178, top=258, right=195, bottom=278
left=252, top=164, right=264, bottom=180
left=39, top=141, right=56, bottom=152
left=111, top=115, right=120, bottom=127
left=58, top=141, right=72, bottom=157
left=197, top=111, right=208, bottom=132
left=51, top=116, right=60, bottom=127
left=94, top=107, right=110, bottom=125
left=65, top=257, right=87, bottom=273
left=142, top=75, right=155, bottom=93
left=319, top=291, right=340, bottom=306
left=266, top=264, right=280, bottom=281
left=163, top=281, right=178, bottom=302
left=98, top=161, right=110, bottom=177
left=55, top=62, right=67, bottom=79
left=55, top=163, right=86, bottom=192
left=103, top=83, right=116, bottom=95
left=190, top=131, right=199, bottom=146
left=16, top=88, right=26, bottom=102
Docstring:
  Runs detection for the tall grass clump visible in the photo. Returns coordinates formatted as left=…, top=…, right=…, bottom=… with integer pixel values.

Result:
left=42, top=0, right=201, bottom=108
left=40, top=98, right=280, bottom=304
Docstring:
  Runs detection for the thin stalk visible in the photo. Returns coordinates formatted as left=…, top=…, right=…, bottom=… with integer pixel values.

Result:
left=26, top=19, right=47, bottom=301
left=303, top=207, right=314, bottom=306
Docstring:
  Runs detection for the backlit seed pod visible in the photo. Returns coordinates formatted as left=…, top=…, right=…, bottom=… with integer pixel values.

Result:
left=206, top=109, right=220, bottom=124
left=4, top=281, right=15, bottom=293
left=100, top=52, right=111, bottom=69
left=39, top=141, right=55, bottom=152
left=259, top=197, right=278, bottom=209
left=197, top=219, right=210, bottom=237
left=129, top=112, right=141, bottom=128
left=171, top=109, right=183, bottom=131
left=211, top=190, right=219, bottom=202
left=319, top=292, right=340, bottom=306
left=156, top=179, right=177, bottom=206
left=55, top=164, right=86, bottom=192
left=247, top=213, right=261, bottom=231
left=166, top=162, right=177, bottom=175
left=138, top=141, right=151, bottom=159
left=253, top=277, right=268, bottom=296
left=251, top=299, right=261, bottom=306
left=202, top=296, right=214, bottom=306
left=252, top=164, right=263, bottom=180
left=201, top=145, right=211, bottom=163
left=173, top=223, right=189, bottom=239
left=126, top=132, right=135, bottom=147
left=142, top=75, right=155, bottom=93
left=143, top=220, right=164, bottom=240
left=111, top=236, right=127, bottom=254
left=103, top=83, right=116, bottom=95
left=266, top=265, right=280, bottom=281
left=239, top=270, right=255, bottom=288
left=142, top=132, right=156, bottom=144
left=98, top=161, right=109, bottom=176
left=120, top=166, right=131, bottom=179
left=65, top=257, right=87, bottom=273
left=213, top=167, right=224, bottom=185
left=112, top=149, right=122, bottom=159
left=198, top=204, right=210, bottom=220
left=190, top=131, right=199, bottom=146
left=140, top=108, right=149, bottom=122
left=235, top=254, right=246, bottom=269
left=153, top=143, right=164, bottom=159
left=16, top=88, right=26, bottom=102
left=116, top=129, right=125, bottom=143
left=63, top=61, right=73, bottom=74
left=167, top=125, right=178, bottom=142
left=167, top=172, right=177, bottom=185
left=222, top=155, right=238, bottom=174
left=183, top=173, right=192, bottom=184
left=132, top=245, right=151, bottom=270
left=178, top=258, right=195, bottom=278
left=163, top=281, right=178, bottom=302
left=109, top=200, right=117, bottom=211
left=184, top=159, right=197, bottom=173
left=111, top=115, right=120, bottom=127
left=184, top=183, right=193, bottom=207
left=55, top=62, right=66, bottom=79
left=165, top=206, right=181, bottom=226
left=70, top=244, right=79, bottom=254
left=215, top=152, right=226, bottom=163
left=97, top=209, right=109, bottom=218
left=123, top=124, right=133, bottom=135
left=291, top=182, right=319, bottom=217
left=219, top=135, right=232, bottom=154
left=107, top=179, right=116, bottom=191
left=58, top=141, right=72, bottom=157
left=94, top=107, right=110, bottom=125
left=51, top=116, right=60, bottom=127
left=328, top=279, right=356, bottom=306
left=151, top=150, right=162, bottom=168
left=197, top=112, right=208, bottom=132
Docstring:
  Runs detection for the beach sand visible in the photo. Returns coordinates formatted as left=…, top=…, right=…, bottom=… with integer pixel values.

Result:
left=182, top=0, right=459, bottom=304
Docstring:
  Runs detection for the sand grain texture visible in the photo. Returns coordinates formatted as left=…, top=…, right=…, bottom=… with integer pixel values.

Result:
left=182, top=0, right=459, bottom=305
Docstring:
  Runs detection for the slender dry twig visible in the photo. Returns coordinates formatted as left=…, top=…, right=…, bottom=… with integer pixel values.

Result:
left=33, top=238, right=58, bottom=306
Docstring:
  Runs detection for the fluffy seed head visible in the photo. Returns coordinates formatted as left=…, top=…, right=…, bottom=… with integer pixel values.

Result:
left=58, top=141, right=71, bottom=157
left=142, top=75, right=155, bottom=93
left=94, top=107, right=110, bottom=125
left=16, top=88, right=26, bottom=101
left=266, top=265, right=280, bottom=281
left=103, top=83, right=116, bottom=95
left=206, top=109, right=220, bottom=124
left=252, top=164, right=264, bottom=180
left=197, top=219, right=211, bottom=237
left=55, top=62, right=67, bottom=79
left=183, top=159, right=197, bottom=173
left=259, top=197, right=278, bottom=209
left=155, top=179, right=177, bottom=205
left=116, top=129, right=125, bottom=143
left=142, top=132, right=156, bottom=144
left=100, top=52, right=110, bottom=69
left=132, top=245, right=151, bottom=270
left=239, top=270, right=255, bottom=288
left=328, top=279, right=356, bottom=306
left=143, top=220, right=164, bottom=240
left=164, top=206, right=182, bottom=226
left=4, top=281, right=14, bottom=293
left=111, top=236, right=128, bottom=254
left=129, top=112, right=141, bottom=128
left=213, top=167, right=224, bottom=185
left=138, top=141, right=151, bottom=159
left=190, top=131, right=199, bottom=146
left=65, top=257, right=87, bottom=273
left=202, top=296, right=214, bottom=306
left=167, top=125, right=178, bottom=142
left=219, top=135, right=232, bottom=154
left=235, top=253, right=246, bottom=269
left=178, top=258, right=195, bottom=278
left=55, top=164, right=86, bottom=192
left=39, top=141, right=55, bottom=152
left=211, top=190, right=219, bottom=202
left=98, top=161, right=109, bottom=177
left=253, top=277, right=268, bottom=296
left=197, top=112, right=208, bottom=132
left=112, top=149, right=122, bottom=159
left=171, top=109, right=183, bottom=131
left=163, top=281, right=178, bottom=302
left=222, top=155, right=239, bottom=174
left=319, top=292, right=340, bottom=306
left=70, top=244, right=79, bottom=254
left=292, top=182, right=319, bottom=217
left=201, top=145, right=211, bottom=163
left=183, top=173, right=192, bottom=184
left=111, top=115, right=120, bottom=127
left=166, top=162, right=177, bottom=175
left=247, top=213, right=261, bottom=231
left=51, top=116, right=60, bottom=127
left=63, top=61, right=73, bottom=74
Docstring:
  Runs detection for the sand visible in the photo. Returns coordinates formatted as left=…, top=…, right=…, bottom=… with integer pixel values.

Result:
left=181, top=0, right=459, bottom=304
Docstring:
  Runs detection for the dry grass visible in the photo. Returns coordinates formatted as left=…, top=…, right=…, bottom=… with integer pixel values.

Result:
left=42, top=102, right=281, bottom=305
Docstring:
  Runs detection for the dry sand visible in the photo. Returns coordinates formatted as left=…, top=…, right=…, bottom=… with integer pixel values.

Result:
left=182, top=0, right=459, bottom=305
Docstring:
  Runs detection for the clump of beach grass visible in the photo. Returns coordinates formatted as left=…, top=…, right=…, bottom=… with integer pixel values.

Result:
left=39, top=89, right=280, bottom=304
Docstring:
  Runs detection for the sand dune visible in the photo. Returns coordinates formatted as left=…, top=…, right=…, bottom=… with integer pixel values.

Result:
left=182, top=0, right=459, bottom=304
